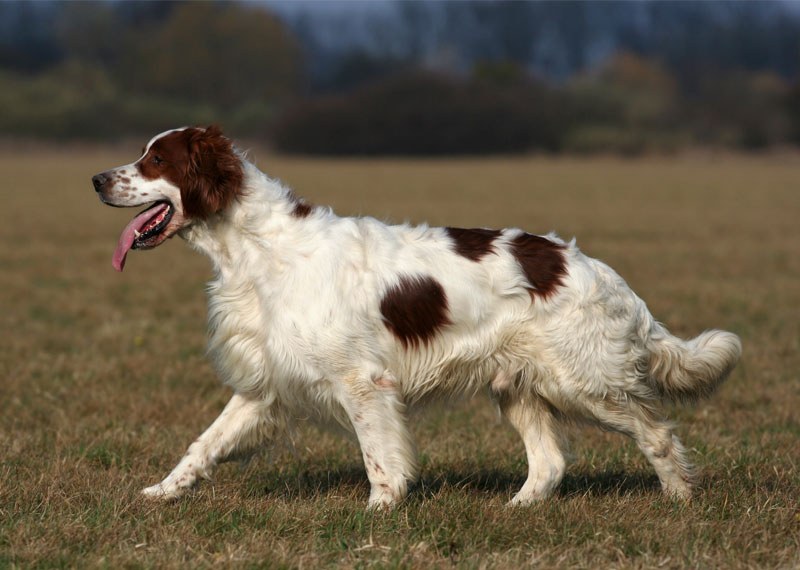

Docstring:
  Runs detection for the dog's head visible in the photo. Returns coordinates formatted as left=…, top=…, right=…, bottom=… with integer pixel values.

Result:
left=92, top=126, right=243, bottom=271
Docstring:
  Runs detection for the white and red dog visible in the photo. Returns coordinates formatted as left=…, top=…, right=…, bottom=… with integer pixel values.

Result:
left=93, top=126, right=741, bottom=508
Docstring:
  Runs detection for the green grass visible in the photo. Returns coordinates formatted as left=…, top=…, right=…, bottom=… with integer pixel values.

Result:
left=0, top=147, right=798, bottom=568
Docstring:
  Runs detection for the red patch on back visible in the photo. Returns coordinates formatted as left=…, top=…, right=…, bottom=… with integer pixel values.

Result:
left=288, top=192, right=314, bottom=218
left=380, top=274, right=452, bottom=349
left=509, top=233, right=567, bottom=299
left=445, top=227, right=502, bottom=262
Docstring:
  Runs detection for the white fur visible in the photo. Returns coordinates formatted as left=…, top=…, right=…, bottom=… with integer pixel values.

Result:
left=102, top=131, right=741, bottom=508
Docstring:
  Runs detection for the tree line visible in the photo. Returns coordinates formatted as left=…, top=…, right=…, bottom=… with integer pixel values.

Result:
left=1, top=0, right=800, bottom=154
left=0, top=1, right=301, bottom=139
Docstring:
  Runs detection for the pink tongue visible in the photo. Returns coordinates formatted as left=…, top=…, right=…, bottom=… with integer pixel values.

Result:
left=112, top=203, right=169, bottom=272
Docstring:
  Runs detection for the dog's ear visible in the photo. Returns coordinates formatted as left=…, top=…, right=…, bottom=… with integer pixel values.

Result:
left=181, top=125, right=243, bottom=219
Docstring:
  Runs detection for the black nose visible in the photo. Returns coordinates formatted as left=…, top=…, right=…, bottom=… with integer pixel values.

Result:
left=92, top=173, right=109, bottom=192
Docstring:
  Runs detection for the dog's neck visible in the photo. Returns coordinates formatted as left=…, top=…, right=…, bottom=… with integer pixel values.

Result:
left=180, top=159, right=321, bottom=280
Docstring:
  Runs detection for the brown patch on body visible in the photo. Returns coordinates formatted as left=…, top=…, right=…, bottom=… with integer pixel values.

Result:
left=380, top=274, right=452, bottom=349
left=509, top=233, right=567, bottom=299
left=289, top=194, right=314, bottom=218
left=445, top=227, right=502, bottom=262
left=293, top=203, right=313, bottom=218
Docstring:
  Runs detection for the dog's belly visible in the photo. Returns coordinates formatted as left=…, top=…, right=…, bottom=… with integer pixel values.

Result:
left=391, top=321, right=555, bottom=406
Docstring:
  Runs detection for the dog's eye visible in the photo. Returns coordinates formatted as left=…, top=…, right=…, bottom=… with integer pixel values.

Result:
left=152, top=155, right=164, bottom=166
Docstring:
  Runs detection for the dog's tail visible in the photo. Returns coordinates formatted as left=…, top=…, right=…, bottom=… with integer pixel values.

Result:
left=646, top=328, right=742, bottom=404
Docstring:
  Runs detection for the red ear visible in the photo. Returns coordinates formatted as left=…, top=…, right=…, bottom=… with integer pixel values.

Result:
left=181, top=126, right=243, bottom=219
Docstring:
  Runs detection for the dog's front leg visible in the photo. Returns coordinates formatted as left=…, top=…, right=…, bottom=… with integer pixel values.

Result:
left=142, top=391, right=277, bottom=500
left=341, top=372, right=419, bottom=509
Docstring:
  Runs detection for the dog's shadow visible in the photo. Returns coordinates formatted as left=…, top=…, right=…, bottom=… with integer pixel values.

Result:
left=256, top=462, right=663, bottom=504
left=415, top=466, right=663, bottom=501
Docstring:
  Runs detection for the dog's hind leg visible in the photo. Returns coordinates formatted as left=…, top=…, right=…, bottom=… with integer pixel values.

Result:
left=585, top=395, right=694, bottom=500
left=340, top=371, right=419, bottom=510
left=141, top=392, right=280, bottom=500
left=498, top=392, right=567, bottom=505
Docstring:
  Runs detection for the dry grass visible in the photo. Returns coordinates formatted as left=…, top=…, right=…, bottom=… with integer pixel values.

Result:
left=1, top=146, right=798, bottom=569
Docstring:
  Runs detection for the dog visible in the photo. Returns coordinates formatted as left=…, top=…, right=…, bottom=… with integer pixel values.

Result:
left=92, top=126, right=741, bottom=508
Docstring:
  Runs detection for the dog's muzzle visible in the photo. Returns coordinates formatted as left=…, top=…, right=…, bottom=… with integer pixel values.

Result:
left=92, top=172, right=110, bottom=192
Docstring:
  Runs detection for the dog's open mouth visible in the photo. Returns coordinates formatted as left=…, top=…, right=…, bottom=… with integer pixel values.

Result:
left=113, top=201, right=174, bottom=272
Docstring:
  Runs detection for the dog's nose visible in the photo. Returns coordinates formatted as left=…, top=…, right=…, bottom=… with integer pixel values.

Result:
left=92, top=173, right=109, bottom=192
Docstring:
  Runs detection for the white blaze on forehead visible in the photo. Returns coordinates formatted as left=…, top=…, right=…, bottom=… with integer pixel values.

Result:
left=141, top=127, right=191, bottom=159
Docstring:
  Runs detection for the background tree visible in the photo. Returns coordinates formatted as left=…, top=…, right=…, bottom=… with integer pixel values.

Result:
left=121, top=2, right=301, bottom=110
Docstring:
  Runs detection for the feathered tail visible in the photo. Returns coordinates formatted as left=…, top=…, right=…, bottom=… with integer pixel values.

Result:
left=646, top=328, right=742, bottom=404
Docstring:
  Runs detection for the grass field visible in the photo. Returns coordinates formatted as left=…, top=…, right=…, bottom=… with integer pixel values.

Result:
left=1, top=146, right=798, bottom=568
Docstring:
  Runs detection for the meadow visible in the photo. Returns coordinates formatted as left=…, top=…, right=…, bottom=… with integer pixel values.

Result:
left=1, top=146, right=798, bottom=568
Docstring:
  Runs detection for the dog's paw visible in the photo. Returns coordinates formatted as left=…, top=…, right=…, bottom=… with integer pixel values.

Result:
left=366, top=498, right=395, bottom=511
left=141, top=482, right=184, bottom=501
left=366, top=484, right=402, bottom=511
left=663, top=482, right=693, bottom=502
left=505, top=491, right=551, bottom=507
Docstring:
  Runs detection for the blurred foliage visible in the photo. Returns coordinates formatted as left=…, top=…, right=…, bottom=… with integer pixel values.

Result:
left=122, top=3, right=300, bottom=108
left=1, top=1, right=800, bottom=154
left=688, top=70, right=790, bottom=149
left=563, top=53, right=683, bottom=154
left=274, top=70, right=562, bottom=155
left=0, top=1, right=301, bottom=139
left=276, top=53, right=798, bottom=156
left=787, top=82, right=800, bottom=144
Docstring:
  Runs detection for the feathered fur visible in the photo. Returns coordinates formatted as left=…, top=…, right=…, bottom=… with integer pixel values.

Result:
left=92, top=127, right=742, bottom=508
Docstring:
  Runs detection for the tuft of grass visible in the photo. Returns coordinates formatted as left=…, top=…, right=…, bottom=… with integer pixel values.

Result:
left=0, top=147, right=798, bottom=568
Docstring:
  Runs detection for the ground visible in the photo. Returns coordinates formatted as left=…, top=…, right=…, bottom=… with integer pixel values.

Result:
left=1, top=147, right=798, bottom=568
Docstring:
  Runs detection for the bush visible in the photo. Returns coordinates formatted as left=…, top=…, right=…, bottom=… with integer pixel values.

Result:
left=273, top=72, right=563, bottom=155
left=562, top=126, right=647, bottom=156
left=0, top=62, right=117, bottom=139
left=0, top=60, right=279, bottom=141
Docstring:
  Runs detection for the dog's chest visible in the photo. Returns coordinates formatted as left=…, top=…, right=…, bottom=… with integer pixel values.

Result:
left=204, top=278, right=270, bottom=392
left=205, top=273, right=342, bottom=395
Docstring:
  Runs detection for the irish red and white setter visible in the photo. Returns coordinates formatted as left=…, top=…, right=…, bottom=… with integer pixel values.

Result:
left=92, top=126, right=741, bottom=508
